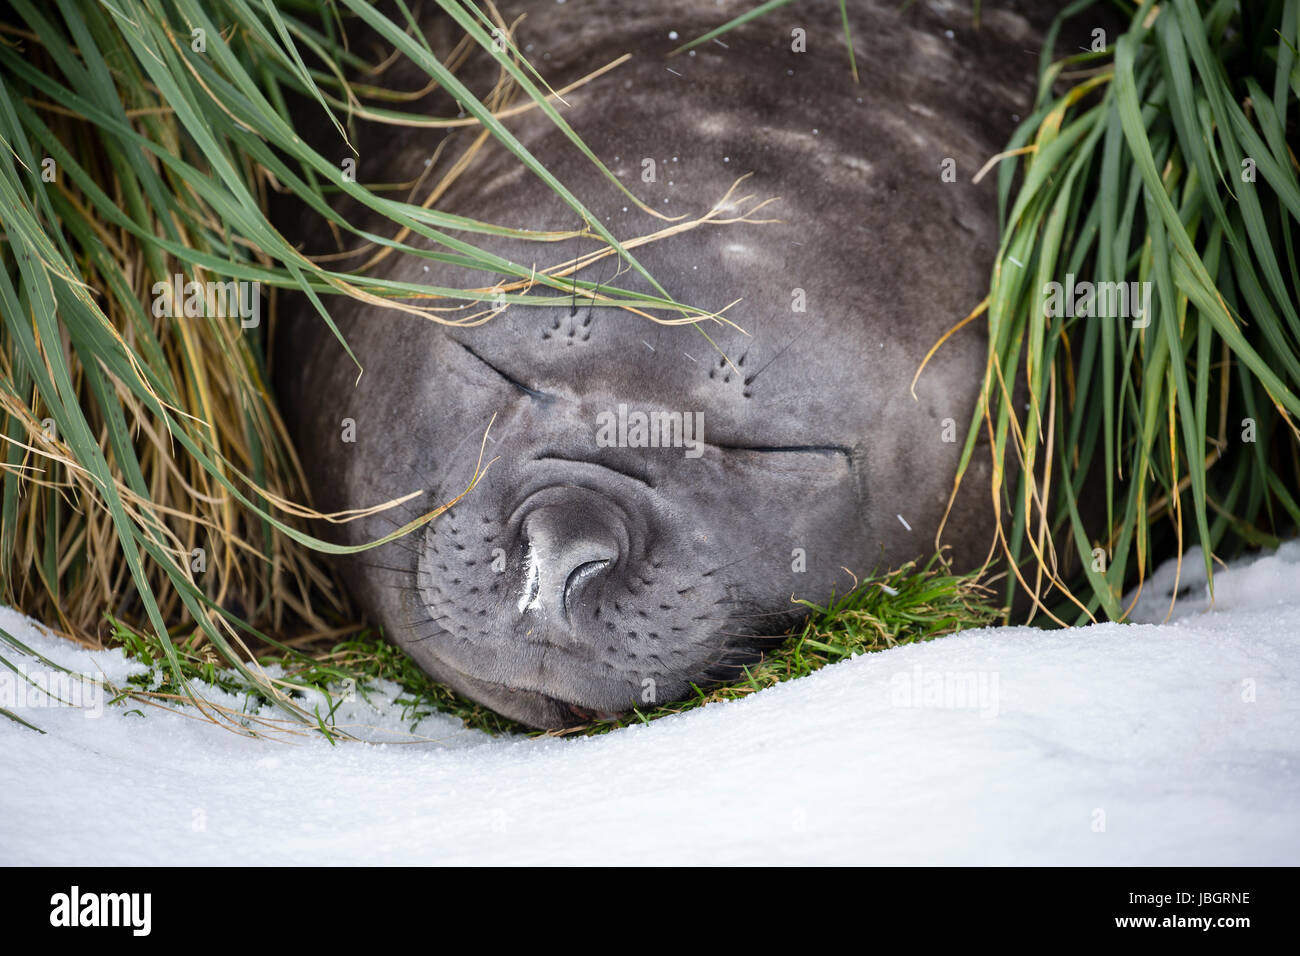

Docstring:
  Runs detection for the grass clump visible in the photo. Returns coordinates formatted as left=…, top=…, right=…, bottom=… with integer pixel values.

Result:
left=557, top=557, right=1000, bottom=736
left=104, top=614, right=526, bottom=738
left=952, top=0, right=1300, bottom=623
left=91, top=557, right=997, bottom=738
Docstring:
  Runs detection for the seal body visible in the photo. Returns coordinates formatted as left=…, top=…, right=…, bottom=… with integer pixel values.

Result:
left=276, top=0, right=1047, bottom=727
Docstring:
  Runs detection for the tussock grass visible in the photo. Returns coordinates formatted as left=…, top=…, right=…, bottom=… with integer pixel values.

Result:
left=948, top=0, right=1300, bottom=623
left=0, top=0, right=727, bottom=733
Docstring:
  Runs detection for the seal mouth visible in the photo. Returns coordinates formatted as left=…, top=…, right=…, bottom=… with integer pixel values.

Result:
left=432, top=659, right=630, bottom=729
left=564, top=703, right=624, bottom=723
left=512, top=689, right=627, bottom=728
left=504, top=683, right=628, bottom=727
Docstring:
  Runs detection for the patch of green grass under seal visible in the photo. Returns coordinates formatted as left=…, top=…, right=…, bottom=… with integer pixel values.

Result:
left=104, top=555, right=1000, bottom=739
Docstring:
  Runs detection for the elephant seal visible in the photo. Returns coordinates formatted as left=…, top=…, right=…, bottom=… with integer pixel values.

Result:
left=275, top=0, right=1050, bottom=727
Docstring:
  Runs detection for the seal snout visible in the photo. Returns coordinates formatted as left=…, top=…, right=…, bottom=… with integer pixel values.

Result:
left=408, top=454, right=775, bottom=728
left=518, top=496, right=622, bottom=628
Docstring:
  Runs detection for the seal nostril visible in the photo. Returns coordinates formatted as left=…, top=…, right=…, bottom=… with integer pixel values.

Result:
left=517, top=494, right=627, bottom=626
left=562, top=559, right=610, bottom=618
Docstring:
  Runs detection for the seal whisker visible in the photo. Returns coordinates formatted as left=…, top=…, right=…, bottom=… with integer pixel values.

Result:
left=359, top=562, right=417, bottom=575
left=698, top=546, right=766, bottom=579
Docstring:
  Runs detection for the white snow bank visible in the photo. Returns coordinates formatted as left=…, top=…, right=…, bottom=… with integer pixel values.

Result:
left=2, top=543, right=1298, bottom=865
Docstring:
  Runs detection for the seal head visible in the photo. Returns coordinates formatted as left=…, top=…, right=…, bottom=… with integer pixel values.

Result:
left=277, top=0, right=1045, bottom=726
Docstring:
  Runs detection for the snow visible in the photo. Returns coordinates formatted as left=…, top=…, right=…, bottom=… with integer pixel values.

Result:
left=2, top=543, right=1299, bottom=865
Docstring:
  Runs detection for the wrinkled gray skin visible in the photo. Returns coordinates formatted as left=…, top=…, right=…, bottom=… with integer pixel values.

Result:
left=276, top=0, right=1050, bottom=727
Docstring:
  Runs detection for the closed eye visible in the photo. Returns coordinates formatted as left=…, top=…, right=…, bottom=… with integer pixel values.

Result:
left=712, top=442, right=854, bottom=461
left=457, top=342, right=553, bottom=401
